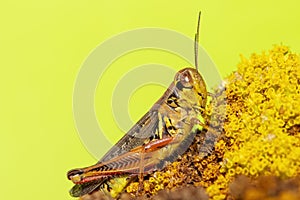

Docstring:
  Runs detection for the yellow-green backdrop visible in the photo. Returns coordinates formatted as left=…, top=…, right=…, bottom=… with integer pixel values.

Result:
left=1, top=1, right=299, bottom=199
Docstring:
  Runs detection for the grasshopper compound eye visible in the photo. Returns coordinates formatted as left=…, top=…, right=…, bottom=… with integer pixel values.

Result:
left=175, top=69, right=194, bottom=90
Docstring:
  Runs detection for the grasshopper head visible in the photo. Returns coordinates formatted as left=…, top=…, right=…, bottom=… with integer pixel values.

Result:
left=174, top=67, right=207, bottom=111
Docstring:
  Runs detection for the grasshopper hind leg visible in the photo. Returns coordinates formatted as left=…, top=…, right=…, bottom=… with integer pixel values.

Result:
left=138, top=152, right=145, bottom=195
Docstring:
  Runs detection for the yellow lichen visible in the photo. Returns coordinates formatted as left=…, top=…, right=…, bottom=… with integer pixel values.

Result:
left=207, top=45, right=300, bottom=199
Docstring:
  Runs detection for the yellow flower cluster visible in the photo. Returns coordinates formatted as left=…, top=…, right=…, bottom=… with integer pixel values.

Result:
left=207, top=45, right=300, bottom=199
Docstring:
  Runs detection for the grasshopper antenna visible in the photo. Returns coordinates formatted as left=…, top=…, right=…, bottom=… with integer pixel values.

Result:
left=194, top=11, right=201, bottom=71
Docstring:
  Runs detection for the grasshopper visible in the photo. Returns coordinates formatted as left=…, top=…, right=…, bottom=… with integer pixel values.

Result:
left=67, top=12, right=208, bottom=198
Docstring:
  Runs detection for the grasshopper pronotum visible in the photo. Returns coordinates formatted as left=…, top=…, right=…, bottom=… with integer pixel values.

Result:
left=67, top=12, right=209, bottom=198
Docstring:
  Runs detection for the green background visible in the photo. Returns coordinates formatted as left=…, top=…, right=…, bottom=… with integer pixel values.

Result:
left=1, top=1, right=299, bottom=199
